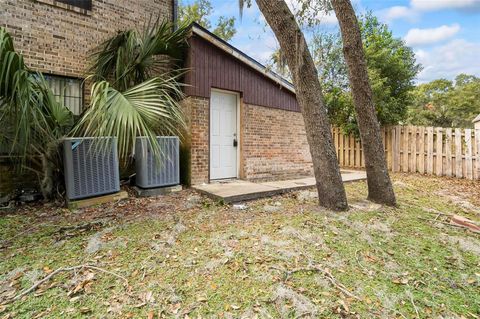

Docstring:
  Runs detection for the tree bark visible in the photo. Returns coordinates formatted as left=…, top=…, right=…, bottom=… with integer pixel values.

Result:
left=255, top=0, right=348, bottom=210
left=331, top=0, right=396, bottom=206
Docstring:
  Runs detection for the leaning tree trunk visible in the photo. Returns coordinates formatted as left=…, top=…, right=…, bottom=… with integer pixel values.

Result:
left=331, top=0, right=396, bottom=206
left=255, top=0, right=348, bottom=210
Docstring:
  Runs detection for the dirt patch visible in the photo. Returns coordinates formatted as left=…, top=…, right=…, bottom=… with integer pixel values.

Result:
left=280, top=226, right=325, bottom=246
left=445, top=235, right=480, bottom=256
left=350, top=200, right=383, bottom=211
left=274, top=285, right=317, bottom=318
left=436, top=189, right=480, bottom=216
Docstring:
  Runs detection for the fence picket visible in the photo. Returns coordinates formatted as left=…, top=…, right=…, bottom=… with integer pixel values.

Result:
left=465, top=129, right=473, bottom=180
left=475, top=129, right=480, bottom=179
left=393, top=126, right=401, bottom=172
left=339, top=131, right=344, bottom=167
left=427, top=127, right=434, bottom=175
left=455, top=128, right=463, bottom=178
left=418, top=127, right=425, bottom=174
left=435, top=127, right=443, bottom=176
left=445, top=128, right=452, bottom=177
left=355, top=138, right=361, bottom=168
left=331, top=125, right=478, bottom=180
left=410, top=126, right=417, bottom=172
left=402, top=127, right=409, bottom=172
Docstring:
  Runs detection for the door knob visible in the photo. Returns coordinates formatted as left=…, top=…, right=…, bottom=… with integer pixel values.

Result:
left=233, top=139, right=238, bottom=147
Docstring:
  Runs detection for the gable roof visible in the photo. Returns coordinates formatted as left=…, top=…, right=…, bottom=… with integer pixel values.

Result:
left=190, top=23, right=295, bottom=94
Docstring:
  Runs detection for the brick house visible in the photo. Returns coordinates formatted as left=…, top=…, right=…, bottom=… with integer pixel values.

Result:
left=2, top=0, right=176, bottom=114
left=2, top=1, right=314, bottom=186
left=183, top=24, right=312, bottom=185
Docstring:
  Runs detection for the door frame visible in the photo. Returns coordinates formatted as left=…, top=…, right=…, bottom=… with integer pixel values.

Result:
left=209, top=88, right=241, bottom=181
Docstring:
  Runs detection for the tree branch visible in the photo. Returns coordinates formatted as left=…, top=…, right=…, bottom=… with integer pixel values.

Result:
left=4, top=264, right=128, bottom=304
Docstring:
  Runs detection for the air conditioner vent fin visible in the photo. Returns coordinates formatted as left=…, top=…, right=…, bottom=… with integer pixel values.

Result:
left=63, top=137, right=120, bottom=200
left=135, top=136, right=180, bottom=189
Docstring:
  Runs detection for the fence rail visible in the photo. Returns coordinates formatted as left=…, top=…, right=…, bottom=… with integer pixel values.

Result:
left=332, top=125, right=480, bottom=180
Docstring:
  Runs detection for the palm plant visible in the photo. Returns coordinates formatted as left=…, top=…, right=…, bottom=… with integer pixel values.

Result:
left=75, top=18, right=189, bottom=160
left=0, top=27, right=74, bottom=199
left=0, top=19, right=190, bottom=200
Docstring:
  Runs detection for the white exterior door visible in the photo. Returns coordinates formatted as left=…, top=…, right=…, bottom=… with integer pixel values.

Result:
left=210, top=90, right=238, bottom=180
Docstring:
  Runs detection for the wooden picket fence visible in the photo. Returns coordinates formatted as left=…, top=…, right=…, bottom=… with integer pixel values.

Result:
left=332, top=125, right=480, bottom=180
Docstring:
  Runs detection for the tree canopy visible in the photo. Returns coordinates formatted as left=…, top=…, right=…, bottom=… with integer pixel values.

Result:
left=407, top=74, right=480, bottom=128
left=269, top=12, right=420, bottom=134
left=318, top=13, right=420, bottom=134
left=179, top=0, right=237, bottom=41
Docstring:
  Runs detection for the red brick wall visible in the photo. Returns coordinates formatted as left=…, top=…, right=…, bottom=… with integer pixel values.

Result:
left=184, top=96, right=313, bottom=185
left=2, top=0, right=173, bottom=78
left=182, top=96, right=209, bottom=185
left=241, top=104, right=313, bottom=181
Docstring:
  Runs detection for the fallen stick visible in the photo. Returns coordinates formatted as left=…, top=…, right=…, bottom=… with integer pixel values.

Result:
left=5, top=264, right=128, bottom=304
left=271, top=266, right=362, bottom=301
left=407, top=292, right=419, bottom=318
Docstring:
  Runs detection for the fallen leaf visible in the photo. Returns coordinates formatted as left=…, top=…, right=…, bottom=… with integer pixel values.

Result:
left=79, top=307, right=91, bottom=314
left=147, top=310, right=154, bottom=319
left=43, top=266, right=53, bottom=274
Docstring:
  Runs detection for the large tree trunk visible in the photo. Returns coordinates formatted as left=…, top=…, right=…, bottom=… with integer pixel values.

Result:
left=255, top=0, right=348, bottom=210
left=331, top=0, right=396, bottom=206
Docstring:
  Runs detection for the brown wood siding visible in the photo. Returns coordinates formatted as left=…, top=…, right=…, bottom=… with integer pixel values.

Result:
left=184, top=35, right=300, bottom=112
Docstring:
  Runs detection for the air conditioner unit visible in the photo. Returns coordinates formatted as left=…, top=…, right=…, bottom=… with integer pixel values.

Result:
left=135, top=136, right=180, bottom=189
left=63, top=137, right=120, bottom=200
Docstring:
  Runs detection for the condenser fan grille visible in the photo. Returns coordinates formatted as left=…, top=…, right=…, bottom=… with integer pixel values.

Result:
left=136, top=137, right=180, bottom=188
left=64, top=138, right=120, bottom=200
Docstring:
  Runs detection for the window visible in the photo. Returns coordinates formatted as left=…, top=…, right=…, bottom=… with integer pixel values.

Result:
left=56, top=0, right=92, bottom=10
left=45, top=75, right=84, bottom=115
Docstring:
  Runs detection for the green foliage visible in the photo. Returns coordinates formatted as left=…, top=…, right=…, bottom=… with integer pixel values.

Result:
left=269, top=12, right=420, bottom=135
left=0, top=27, right=75, bottom=198
left=319, top=12, right=420, bottom=135
left=213, top=16, right=236, bottom=42
left=81, top=19, right=189, bottom=160
left=407, top=75, right=480, bottom=128
left=179, top=0, right=236, bottom=41
left=89, top=19, right=189, bottom=91
left=74, top=77, right=185, bottom=160
left=0, top=21, right=189, bottom=199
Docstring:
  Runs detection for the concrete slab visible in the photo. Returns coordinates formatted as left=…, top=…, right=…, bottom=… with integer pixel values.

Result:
left=193, top=180, right=279, bottom=203
left=193, top=170, right=366, bottom=203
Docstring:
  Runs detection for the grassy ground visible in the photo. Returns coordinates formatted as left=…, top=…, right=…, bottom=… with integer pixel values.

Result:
left=0, top=174, right=479, bottom=318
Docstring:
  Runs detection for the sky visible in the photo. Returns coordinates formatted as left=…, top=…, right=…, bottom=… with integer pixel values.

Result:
left=182, top=0, right=480, bottom=83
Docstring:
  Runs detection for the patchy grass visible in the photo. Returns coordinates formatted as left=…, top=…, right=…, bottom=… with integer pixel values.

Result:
left=0, top=174, right=479, bottom=318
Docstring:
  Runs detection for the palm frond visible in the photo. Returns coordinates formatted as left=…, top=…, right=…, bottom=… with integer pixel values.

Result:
left=89, top=19, right=189, bottom=91
left=73, top=76, right=186, bottom=160
left=0, top=26, right=74, bottom=161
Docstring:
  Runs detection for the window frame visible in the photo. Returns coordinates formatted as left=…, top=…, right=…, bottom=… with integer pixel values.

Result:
left=55, top=0, right=92, bottom=11
left=44, top=74, right=85, bottom=116
left=35, top=0, right=92, bottom=15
